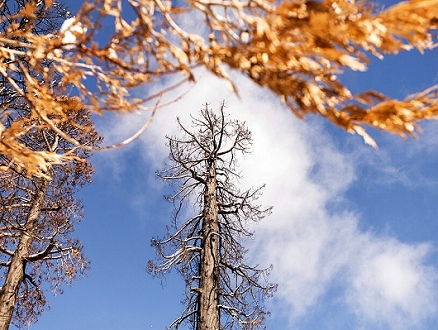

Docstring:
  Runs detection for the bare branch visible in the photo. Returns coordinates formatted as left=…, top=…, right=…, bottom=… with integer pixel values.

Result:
left=149, top=103, right=275, bottom=329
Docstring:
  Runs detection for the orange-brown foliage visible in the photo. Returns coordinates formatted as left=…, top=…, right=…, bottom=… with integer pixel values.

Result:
left=1, top=0, right=438, bottom=175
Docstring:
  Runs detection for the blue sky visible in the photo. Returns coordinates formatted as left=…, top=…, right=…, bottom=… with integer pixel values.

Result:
left=15, top=0, right=438, bottom=329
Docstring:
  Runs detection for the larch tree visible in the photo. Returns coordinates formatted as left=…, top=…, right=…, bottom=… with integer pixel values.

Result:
left=0, top=2, right=101, bottom=328
left=2, top=0, right=438, bottom=176
left=0, top=101, right=101, bottom=329
left=148, top=102, right=276, bottom=330
left=0, top=2, right=127, bottom=327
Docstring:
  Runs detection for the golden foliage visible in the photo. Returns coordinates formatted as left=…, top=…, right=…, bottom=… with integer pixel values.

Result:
left=0, top=101, right=99, bottom=328
left=1, top=0, right=438, bottom=175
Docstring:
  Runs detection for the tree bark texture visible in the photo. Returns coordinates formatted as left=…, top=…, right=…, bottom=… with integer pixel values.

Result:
left=197, top=159, right=220, bottom=330
left=0, top=180, right=48, bottom=330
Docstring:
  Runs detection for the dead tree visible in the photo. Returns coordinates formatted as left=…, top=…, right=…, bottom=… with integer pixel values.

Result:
left=148, top=102, right=276, bottom=329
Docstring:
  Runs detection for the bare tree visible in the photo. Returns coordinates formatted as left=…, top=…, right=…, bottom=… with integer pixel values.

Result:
left=148, top=102, right=276, bottom=329
left=0, top=100, right=102, bottom=329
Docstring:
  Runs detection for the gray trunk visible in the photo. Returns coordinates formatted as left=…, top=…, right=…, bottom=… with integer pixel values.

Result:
left=197, top=159, right=220, bottom=330
left=0, top=180, right=48, bottom=330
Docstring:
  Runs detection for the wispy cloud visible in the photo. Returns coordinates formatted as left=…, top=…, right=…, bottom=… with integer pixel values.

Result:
left=346, top=237, right=437, bottom=328
left=234, top=84, right=438, bottom=328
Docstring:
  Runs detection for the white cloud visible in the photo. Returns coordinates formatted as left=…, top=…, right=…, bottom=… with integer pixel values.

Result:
left=95, top=70, right=438, bottom=328
left=347, top=237, right=437, bottom=329
left=238, top=96, right=438, bottom=328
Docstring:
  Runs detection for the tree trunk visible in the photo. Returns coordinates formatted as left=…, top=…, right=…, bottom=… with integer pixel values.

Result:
left=197, top=159, right=220, bottom=330
left=0, top=180, right=48, bottom=330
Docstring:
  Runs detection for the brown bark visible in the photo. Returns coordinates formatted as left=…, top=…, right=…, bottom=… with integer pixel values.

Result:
left=0, top=180, right=48, bottom=330
left=197, top=159, right=220, bottom=330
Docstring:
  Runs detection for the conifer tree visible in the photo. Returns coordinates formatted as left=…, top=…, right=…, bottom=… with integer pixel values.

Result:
left=149, top=103, right=276, bottom=329
left=0, top=100, right=101, bottom=329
